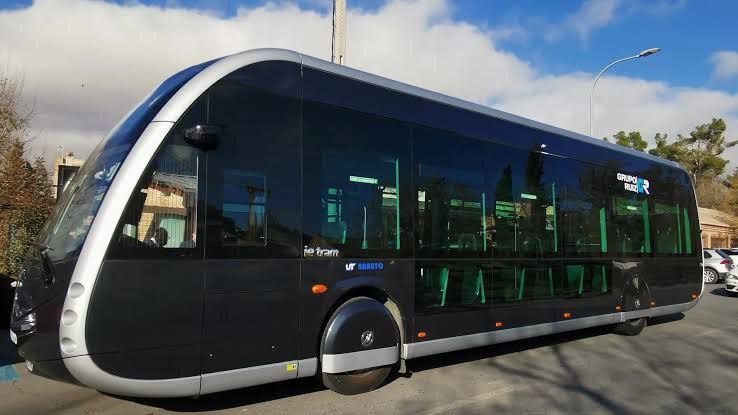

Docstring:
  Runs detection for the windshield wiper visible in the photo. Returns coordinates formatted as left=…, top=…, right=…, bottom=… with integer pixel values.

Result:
left=28, top=243, right=54, bottom=283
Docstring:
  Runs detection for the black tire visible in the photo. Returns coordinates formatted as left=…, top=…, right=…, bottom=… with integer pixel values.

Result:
left=320, top=296, right=398, bottom=395
left=703, top=268, right=718, bottom=284
left=613, top=317, right=646, bottom=336
left=321, top=365, right=393, bottom=395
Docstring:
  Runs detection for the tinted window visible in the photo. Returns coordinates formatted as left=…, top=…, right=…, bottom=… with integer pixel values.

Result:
left=114, top=97, right=207, bottom=257
left=609, top=195, right=651, bottom=255
left=415, top=129, right=489, bottom=257
left=652, top=202, right=685, bottom=255
left=490, top=150, right=563, bottom=258
left=416, top=264, right=491, bottom=309
left=204, top=67, right=302, bottom=258
left=703, top=251, right=711, bottom=258
left=303, top=102, right=412, bottom=258
left=559, top=162, right=608, bottom=257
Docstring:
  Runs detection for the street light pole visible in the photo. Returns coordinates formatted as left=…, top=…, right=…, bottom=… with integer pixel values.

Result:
left=589, top=47, right=661, bottom=137
left=332, top=0, right=347, bottom=65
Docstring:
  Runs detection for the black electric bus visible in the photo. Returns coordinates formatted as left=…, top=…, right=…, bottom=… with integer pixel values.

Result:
left=11, top=49, right=702, bottom=397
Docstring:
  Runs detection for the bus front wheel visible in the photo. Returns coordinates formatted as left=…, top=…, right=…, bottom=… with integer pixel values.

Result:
left=319, top=296, right=400, bottom=395
left=322, top=365, right=393, bottom=395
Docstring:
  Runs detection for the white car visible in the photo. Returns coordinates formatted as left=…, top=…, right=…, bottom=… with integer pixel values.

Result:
left=726, top=268, right=738, bottom=297
left=718, top=248, right=738, bottom=263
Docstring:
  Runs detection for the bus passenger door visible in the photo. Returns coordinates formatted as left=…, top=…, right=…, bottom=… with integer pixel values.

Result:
left=199, top=66, right=303, bottom=393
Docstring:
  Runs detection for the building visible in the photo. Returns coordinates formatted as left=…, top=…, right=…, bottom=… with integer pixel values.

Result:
left=699, top=207, right=736, bottom=248
left=52, top=152, right=85, bottom=198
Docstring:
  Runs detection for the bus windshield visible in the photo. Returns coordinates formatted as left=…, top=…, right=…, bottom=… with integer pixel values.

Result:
left=38, top=60, right=214, bottom=262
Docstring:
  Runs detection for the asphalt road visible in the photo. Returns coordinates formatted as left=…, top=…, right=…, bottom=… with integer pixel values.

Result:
left=2, top=287, right=737, bottom=415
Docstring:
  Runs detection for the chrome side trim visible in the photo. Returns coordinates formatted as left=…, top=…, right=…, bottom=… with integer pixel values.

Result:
left=650, top=300, right=699, bottom=317
left=322, top=345, right=398, bottom=374
left=64, top=355, right=200, bottom=398
left=200, top=361, right=299, bottom=395
left=403, top=301, right=697, bottom=360
left=297, top=357, right=318, bottom=378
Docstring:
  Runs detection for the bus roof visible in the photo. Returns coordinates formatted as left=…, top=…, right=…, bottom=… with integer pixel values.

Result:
left=155, top=48, right=682, bottom=170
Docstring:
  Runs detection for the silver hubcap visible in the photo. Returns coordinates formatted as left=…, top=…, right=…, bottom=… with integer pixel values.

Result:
left=703, top=270, right=716, bottom=283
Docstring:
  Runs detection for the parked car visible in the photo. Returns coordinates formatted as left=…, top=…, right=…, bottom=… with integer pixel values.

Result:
left=718, top=248, right=738, bottom=263
left=703, top=249, right=734, bottom=284
left=726, top=270, right=738, bottom=297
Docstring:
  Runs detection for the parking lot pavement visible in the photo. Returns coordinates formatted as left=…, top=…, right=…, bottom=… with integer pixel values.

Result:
left=2, top=287, right=737, bottom=415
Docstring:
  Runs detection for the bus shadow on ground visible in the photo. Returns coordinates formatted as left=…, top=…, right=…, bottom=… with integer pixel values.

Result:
left=398, top=311, right=723, bottom=415
left=121, top=376, right=325, bottom=412
left=709, top=287, right=736, bottom=297
left=126, top=314, right=684, bottom=412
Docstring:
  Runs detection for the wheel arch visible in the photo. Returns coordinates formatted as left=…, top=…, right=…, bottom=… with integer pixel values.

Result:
left=317, top=285, right=405, bottom=365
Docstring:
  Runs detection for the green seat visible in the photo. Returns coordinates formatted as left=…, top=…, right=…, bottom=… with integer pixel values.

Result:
left=592, top=264, right=608, bottom=294
left=518, top=266, right=555, bottom=300
left=461, top=268, right=486, bottom=304
left=566, top=265, right=585, bottom=296
left=439, top=267, right=449, bottom=306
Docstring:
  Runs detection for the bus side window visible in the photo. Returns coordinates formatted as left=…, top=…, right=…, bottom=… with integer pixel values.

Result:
left=204, top=75, right=302, bottom=258
left=414, top=128, right=487, bottom=258
left=610, top=195, right=652, bottom=256
left=302, top=102, right=412, bottom=258
left=117, top=143, right=201, bottom=250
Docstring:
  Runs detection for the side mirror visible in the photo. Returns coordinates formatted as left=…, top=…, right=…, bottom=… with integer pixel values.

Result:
left=184, top=125, right=221, bottom=150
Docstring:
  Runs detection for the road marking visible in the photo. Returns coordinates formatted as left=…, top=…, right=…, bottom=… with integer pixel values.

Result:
left=0, top=364, right=20, bottom=382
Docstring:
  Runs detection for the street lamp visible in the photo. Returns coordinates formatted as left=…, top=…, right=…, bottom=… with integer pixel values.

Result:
left=589, top=47, right=661, bottom=136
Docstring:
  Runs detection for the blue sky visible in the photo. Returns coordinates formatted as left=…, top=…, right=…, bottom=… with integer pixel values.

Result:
left=2, top=0, right=732, bottom=91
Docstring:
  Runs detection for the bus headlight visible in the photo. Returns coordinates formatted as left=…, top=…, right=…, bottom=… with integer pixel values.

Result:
left=12, top=290, right=37, bottom=333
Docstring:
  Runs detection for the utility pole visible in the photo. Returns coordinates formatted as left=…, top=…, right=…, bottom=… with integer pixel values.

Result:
left=332, top=0, right=346, bottom=65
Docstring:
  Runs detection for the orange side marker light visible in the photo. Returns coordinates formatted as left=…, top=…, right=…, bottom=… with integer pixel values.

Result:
left=417, top=331, right=427, bottom=338
left=650, top=301, right=656, bottom=307
left=691, top=293, right=698, bottom=300
left=495, top=322, right=504, bottom=328
left=615, top=305, right=622, bottom=311
left=311, top=284, right=328, bottom=294
left=563, top=312, right=572, bottom=319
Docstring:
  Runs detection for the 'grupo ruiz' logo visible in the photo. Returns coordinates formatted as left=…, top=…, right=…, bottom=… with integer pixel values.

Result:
left=617, top=173, right=650, bottom=195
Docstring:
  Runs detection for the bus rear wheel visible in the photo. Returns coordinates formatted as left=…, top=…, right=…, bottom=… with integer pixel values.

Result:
left=613, top=317, right=646, bottom=336
left=322, top=365, right=393, bottom=395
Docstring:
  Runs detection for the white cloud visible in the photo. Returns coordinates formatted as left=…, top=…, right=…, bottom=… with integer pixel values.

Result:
left=711, top=51, right=738, bottom=81
left=567, top=0, right=621, bottom=42
left=545, top=0, right=686, bottom=45
left=546, top=0, right=622, bottom=44
left=0, top=0, right=736, bottom=169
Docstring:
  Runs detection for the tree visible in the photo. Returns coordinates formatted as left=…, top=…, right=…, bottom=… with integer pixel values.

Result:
left=648, top=119, right=737, bottom=187
left=610, top=130, right=648, bottom=152
left=648, top=133, right=687, bottom=161
left=679, top=118, right=737, bottom=184
left=0, top=73, right=53, bottom=279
